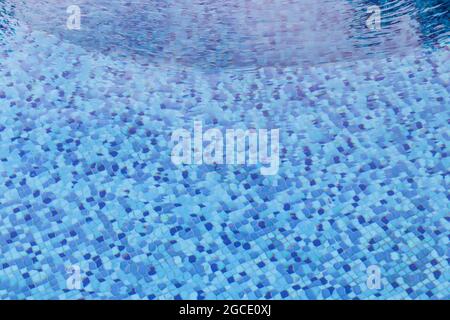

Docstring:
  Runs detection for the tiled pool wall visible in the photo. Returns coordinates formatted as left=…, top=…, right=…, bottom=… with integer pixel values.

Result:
left=0, top=0, right=449, bottom=299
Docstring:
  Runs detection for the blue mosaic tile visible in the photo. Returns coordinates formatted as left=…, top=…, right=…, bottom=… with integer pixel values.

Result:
left=0, top=0, right=449, bottom=300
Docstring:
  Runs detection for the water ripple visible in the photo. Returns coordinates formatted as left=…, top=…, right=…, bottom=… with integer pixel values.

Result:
left=3, top=0, right=449, bottom=69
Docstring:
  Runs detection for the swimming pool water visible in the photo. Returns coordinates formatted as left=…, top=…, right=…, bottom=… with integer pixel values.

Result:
left=0, top=0, right=449, bottom=299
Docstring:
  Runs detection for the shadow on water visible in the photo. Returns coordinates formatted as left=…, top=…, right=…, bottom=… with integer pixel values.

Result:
left=361, top=0, right=449, bottom=45
left=2, top=0, right=449, bottom=70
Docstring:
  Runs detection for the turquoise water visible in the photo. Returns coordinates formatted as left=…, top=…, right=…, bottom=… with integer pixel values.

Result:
left=0, top=0, right=449, bottom=299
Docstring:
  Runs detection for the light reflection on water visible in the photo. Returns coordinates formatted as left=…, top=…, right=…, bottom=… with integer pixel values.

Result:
left=2, top=0, right=449, bottom=69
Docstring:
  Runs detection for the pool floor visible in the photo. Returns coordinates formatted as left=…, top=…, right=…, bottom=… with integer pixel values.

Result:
left=0, top=1, right=449, bottom=300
